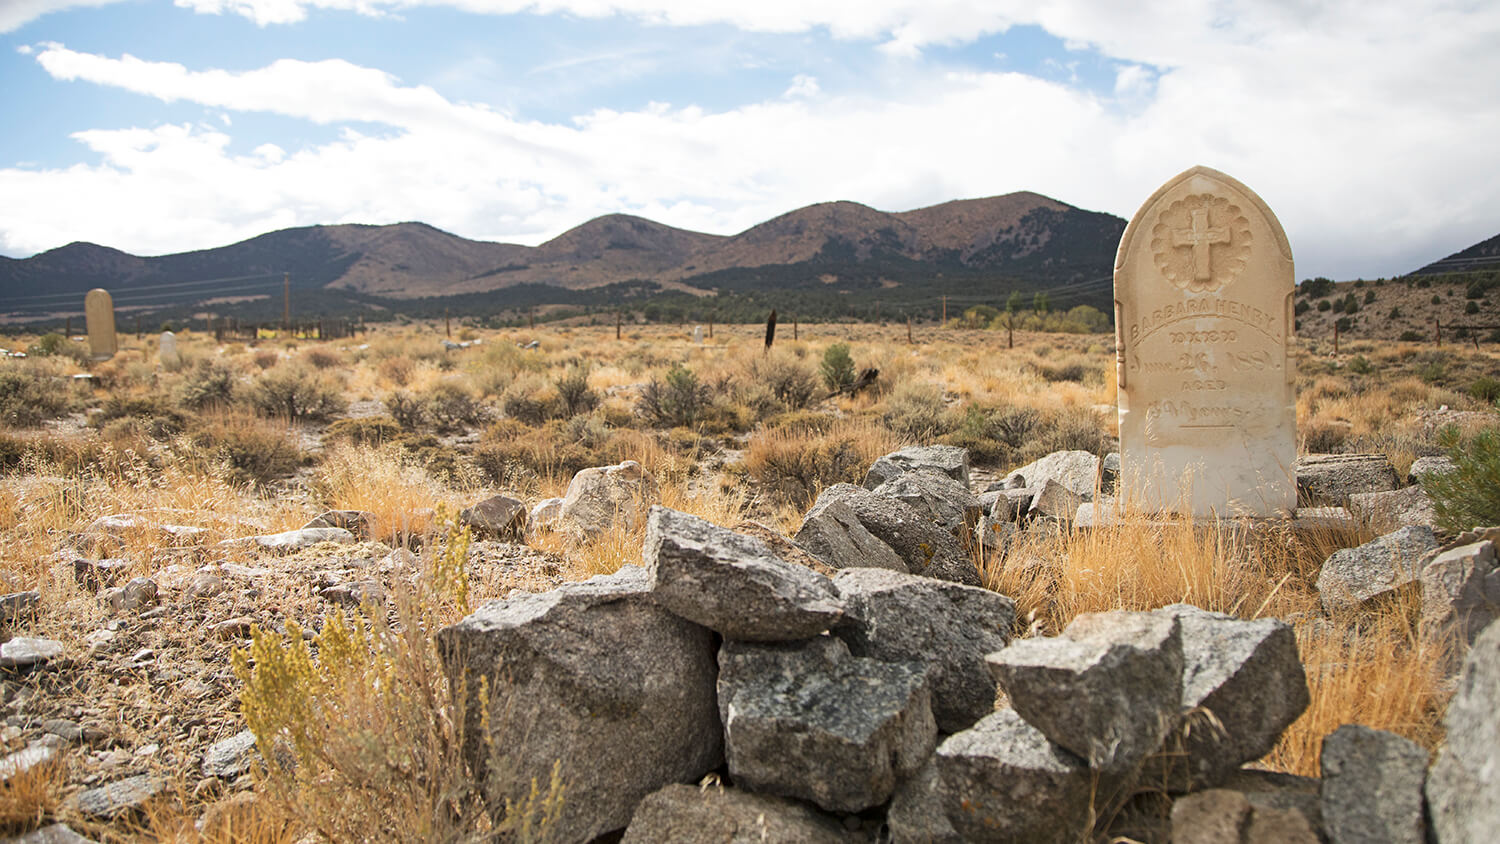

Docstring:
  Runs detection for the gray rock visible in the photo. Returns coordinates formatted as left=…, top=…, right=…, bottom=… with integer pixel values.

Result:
left=986, top=610, right=1183, bottom=772
left=0, top=637, right=64, bottom=668
left=300, top=509, right=374, bottom=538
left=436, top=566, right=720, bottom=843
left=0, top=744, right=55, bottom=780
left=1347, top=485, right=1438, bottom=532
left=1420, top=539, right=1500, bottom=653
left=973, top=512, right=1015, bottom=555
left=832, top=567, right=1014, bottom=732
left=0, top=591, right=39, bottom=625
left=1222, top=768, right=1324, bottom=836
left=1320, top=724, right=1427, bottom=844
left=558, top=460, right=659, bottom=540
left=808, top=484, right=978, bottom=586
left=103, top=576, right=158, bottom=614
left=7, top=824, right=98, bottom=843
left=717, top=636, right=935, bottom=812
left=459, top=494, right=527, bottom=540
left=1295, top=453, right=1400, bottom=505
left=794, top=496, right=908, bottom=573
left=1409, top=455, right=1457, bottom=485
left=1029, top=478, right=1085, bottom=521
left=863, top=445, right=971, bottom=491
left=318, top=580, right=386, bottom=608
left=644, top=506, right=843, bottom=641
left=1171, top=788, right=1320, bottom=844
left=621, top=783, right=846, bottom=844
left=1426, top=620, right=1500, bottom=843
left=42, top=719, right=83, bottom=742
left=71, top=558, right=131, bottom=591
left=222, top=527, right=356, bottom=552
left=990, top=487, right=1036, bottom=523
left=1317, top=526, right=1438, bottom=614
left=1292, top=506, right=1358, bottom=533
left=525, top=497, right=564, bottom=542
left=202, top=730, right=258, bottom=779
left=185, top=571, right=226, bottom=600
left=1101, top=452, right=1122, bottom=494
left=1004, top=450, right=1101, bottom=500
left=74, top=774, right=162, bottom=818
left=1146, top=605, right=1309, bottom=792
left=871, top=469, right=983, bottom=540
left=887, top=708, right=1092, bottom=844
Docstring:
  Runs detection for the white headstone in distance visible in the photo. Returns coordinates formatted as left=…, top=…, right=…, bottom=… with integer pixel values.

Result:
left=159, top=331, right=178, bottom=367
left=84, top=289, right=117, bottom=361
left=1114, top=166, right=1295, bottom=517
left=692, top=325, right=704, bottom=344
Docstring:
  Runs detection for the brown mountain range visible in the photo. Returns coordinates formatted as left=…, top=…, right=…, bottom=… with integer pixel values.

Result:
left=0, top=191, right=1123, bottom=317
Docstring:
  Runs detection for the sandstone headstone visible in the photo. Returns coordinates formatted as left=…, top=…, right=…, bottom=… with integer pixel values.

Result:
left=1115, top=166, right=1295, bottom=517
left=84, top=288, right=117, bottom=361
left=158, top=331, right=178, bottom=367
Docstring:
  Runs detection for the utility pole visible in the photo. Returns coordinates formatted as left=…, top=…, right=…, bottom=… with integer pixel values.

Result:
left=793, top=317, right=798, bottom=341
left=907, top=316, right=913, bottom=344
left=529, top=308, right=535, bottom=330
left=941, top=295, right=947, bottom=325
left=282, top=273, right=290, bottom=334
left=445, top=308, right=451, bottom=338
left=616, top=311, right=622, bottom=340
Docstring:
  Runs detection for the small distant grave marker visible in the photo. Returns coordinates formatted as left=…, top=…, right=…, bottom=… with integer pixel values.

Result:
left=692, top=325, right=704, bottom=344
left=84, top=288, right=117, bottom=361
left=1114, top=166, right=1295, bottom=517
left=159, top=331, right=178, bottom=367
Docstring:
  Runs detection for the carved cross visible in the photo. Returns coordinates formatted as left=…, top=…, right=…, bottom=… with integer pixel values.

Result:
left=1170, top=208, right=1230, bottom=281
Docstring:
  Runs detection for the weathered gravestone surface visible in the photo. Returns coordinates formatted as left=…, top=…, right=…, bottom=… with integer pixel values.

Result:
left=159, top=331, right=178, bottom=367
left=1115, top=166, right=1295, bottom=517
left=692, top=325, right=704, bottom=344
left=84, top=288, right=117, bottom=361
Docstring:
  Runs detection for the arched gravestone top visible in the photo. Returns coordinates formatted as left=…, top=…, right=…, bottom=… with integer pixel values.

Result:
left=1114, top=166, right=1295, bottom=517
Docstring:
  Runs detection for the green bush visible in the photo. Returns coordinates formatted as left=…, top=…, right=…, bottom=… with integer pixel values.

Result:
left=26, top=333, right=89, bottom=363
left=176, top=360, right=237, bottom=409
left=1389, top=307, right=1403, bottom=320
left=1400, top=330, right=1424, bottom=342
left=1317, top=300, right=1332, bottom=312
left=422, top=380, right=486, bottom=433
left=1426, top=426, right=1500, bottom=532
left=637, top=365, right=708, bottom=427
left=1347, top=355, right=1373, bottom=375
left=248, top=365, right=347, bottom=421
left=1335, top=317, right=1353, bottom=333
left=554, top=367, right=599, bottom=417
left=386, top=390, right=426, bottom=429
left=0, top=365, right=73, bottom=427
left=753, top=355, right=820, bottom=412
left=883, top=382, right=950, bottom=440
left=190, top=415, right=304, bottom=486
left=821, top=343, right=856, bottom=393
left=1465, top=300, right=1480, bottom=315
left=96, top=394, right=189, bottom=439
left=1471, top=377, right=1500, bottom=404
left=324, top=416, right=404, bottom=447
left=1364, top=290, right=1377, bottom=304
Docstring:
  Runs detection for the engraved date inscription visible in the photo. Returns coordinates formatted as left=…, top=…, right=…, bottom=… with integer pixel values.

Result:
left=1169, top=329, right=1238, bottom=344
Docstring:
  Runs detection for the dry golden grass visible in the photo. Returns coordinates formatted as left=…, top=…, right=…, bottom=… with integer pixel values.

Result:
left=0, top=755, right=66, bottom=837
left=312, top=442, right=475, bottom=544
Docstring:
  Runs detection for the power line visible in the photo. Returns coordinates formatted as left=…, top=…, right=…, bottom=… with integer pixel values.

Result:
left=0, top=271, right=285, bottom=306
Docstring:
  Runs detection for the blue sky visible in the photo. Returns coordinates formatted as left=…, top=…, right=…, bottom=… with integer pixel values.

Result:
left=2, top=0, right=1497, bottom=281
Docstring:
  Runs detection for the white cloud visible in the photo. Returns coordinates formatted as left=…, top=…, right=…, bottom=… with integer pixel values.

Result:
left=5, top=0, right=1500, bottom=279
left=0, top=0, right=126, bottom=33
left=784, top=74, right=819, bottom=99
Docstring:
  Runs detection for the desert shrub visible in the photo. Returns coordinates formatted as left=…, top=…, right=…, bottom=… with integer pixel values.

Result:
left=377, top=355, right=416, bottom=387
left=638, top=365, right=709, bottom=427
left=176, top=359, right=238, bottom=409
left=324, top=416, right=404, bottom=447
left=940, top=402, right=1046, bottom=465
left=385, top=390, right=425, bottom=429
left=1033, top=359, right=1096, bottom=383
left=1300, top=277, right=1335, bottom=299
left=820, top=343, right=856, bottom=393
left=1469, top=377, right=1500, bottom=404
left=554, top=367, right=598, bottom=417
left=1400, top=330, right=1424, bottom=342
left=1389, top=307, right=1403, bottom=320
left=96, top=394, right=189, bottom=439
left=1317, top=300, right=1331, bottom=312
left=1364, top=290, right=1377, bottom=304
left=1431, top=295, right=1443, bottom=305
left=746, top=354, right=820, bottom=414
left=1426, top=426, right=1500, bottom=532
left=1294, top=300, right=1311, bottom=316
left=883, top=382, right=951, bottom=440
left=0, top=364, right=73, bottom=427
left=1347, top=355, right=1373, bottom=375
left=0, top=430, right=109, bottom=474
left=1335, top=317, right=1353, bottom=333
left=252, top=349, right=281, bottom=370
left=502, top=375, right=563, bottom=425
left=1465, top=300, right=1480, bottom=315
left=744, top=419, right=897, bottom=507
left=396, top=434, right=476, bottom=486
left=25, top=332, right=89, bottom=363
left=1016, top=405, right=1109, bottom=464
left=422, top=379, right=486, bottom=433
left=232, top=516, right=560, bottom=841
left=1418, top=358, right=1448, bottom=385
left=189, top=414, right=304, bottom=486
left=1301, top=419, right=1350, bottom=454
left=248, top=365, right=346, bottom=421
left=473, top=416, right=626, bottom=484
left=302, top=347, right=344, bottom=370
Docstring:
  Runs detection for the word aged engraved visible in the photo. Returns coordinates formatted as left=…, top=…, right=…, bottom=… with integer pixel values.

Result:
left=1149, top=194, right=1253, bottom=294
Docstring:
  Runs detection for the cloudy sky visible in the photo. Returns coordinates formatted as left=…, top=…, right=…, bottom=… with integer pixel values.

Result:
left=1, top=1, right=1496, bottom=280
